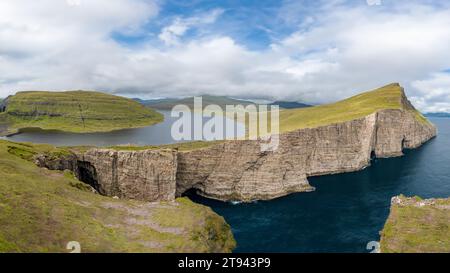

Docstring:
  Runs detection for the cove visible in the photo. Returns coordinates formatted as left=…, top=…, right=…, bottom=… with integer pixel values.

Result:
left=187, top=117, right=450, bottom=253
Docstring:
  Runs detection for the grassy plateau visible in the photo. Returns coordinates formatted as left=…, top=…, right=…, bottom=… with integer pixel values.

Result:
left=277, top=83, right=428, bottom=132
left=227, top=83, right=429, bottom=139
left=0, top=91, right=163, bottom=135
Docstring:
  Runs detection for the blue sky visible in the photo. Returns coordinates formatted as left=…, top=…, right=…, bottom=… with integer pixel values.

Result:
left=151, top=0, right=289, bottom=50
left=112, top=0, right=290, bottom=50
left=1, top=0, right=450, bottom=112
left=114, top=0, right=393, bottom=50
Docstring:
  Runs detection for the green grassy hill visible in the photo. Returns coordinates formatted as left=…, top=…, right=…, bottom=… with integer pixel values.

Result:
left=0, top=91, right=163, bottom=134
left=277, top=83, right=428, bottom=132
left=0, top=140, right=235, bottom=253
left=380, top=195, right=450, bottom=253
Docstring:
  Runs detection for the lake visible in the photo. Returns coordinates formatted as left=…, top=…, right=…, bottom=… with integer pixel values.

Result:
left=1, top=111, right=245, bottom=146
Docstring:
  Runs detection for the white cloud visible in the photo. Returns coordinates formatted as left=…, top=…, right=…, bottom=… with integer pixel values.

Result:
left=411, top=73, right=450, bottom=112
left=0, top=1, right=450, bottom=113
left=0, top=0, right=158, bottom=92
left=158, top=9, right=224, bottom=46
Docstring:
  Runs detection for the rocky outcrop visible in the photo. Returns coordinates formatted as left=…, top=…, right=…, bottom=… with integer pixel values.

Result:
left=35, top=89, right=437, bottom=203
left=36, top=149, right=178, bottom=202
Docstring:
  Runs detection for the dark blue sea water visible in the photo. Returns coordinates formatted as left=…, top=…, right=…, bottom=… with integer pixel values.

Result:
left=188, top=118, right=450, bottom=253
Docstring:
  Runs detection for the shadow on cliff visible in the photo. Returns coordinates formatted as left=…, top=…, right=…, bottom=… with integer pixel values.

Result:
left=76, top=160, right=102, bottom=193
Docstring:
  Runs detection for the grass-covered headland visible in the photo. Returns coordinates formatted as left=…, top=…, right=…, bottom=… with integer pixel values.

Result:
left=380, top=195, right=449, bottom=253
left=0, top=91, right=163, bottom=135
left=277, top=83, right=429, bottom=132
left=0, top=140, right=235, bottom=253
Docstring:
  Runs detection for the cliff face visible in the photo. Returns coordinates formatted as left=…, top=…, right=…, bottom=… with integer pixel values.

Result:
left=177, top=108, right=436, bottom=201
left=80, top=149, right=178, bottom=201
left=35, top=87, right=437, bottom=202
left=36, top=149, right=178, bottom=202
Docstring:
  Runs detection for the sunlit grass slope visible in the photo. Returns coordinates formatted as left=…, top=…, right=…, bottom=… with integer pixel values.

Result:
left=2, top=91, right=163, bottom=133
left=278, top=83, right=427, bottom=132
left=0, top=140, right=235, bottom=253
left=380, top=195, right=450, bottom=253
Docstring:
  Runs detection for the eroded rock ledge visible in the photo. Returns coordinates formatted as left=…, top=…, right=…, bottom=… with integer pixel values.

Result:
left=35, top=93, right=437, bottom=203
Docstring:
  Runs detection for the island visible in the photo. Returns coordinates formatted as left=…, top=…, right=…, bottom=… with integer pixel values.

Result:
left=0, top=90, right=163, bottom=136
left=380, top=195, right=449, bottom=253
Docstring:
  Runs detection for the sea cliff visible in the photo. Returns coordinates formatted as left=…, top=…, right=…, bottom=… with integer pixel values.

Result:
left=35, top=84, right=437, bottom=202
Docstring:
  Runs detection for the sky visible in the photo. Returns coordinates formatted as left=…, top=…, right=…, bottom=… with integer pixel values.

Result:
left=1, top=0, right=450, bottom=112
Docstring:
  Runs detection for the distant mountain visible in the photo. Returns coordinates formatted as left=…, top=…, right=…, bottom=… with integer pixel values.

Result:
left=135, top=95, right=255, bottom=110
left=425, top=112, right=450, bottom=118
left=134, top=95, right=311, bottom=110
left=269, top=101, right=311, bottom=109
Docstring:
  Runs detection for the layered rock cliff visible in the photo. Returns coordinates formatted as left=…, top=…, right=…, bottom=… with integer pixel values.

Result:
left=35, top=84, right=437, bottom=202
left=36, top=149, right=178, bottom=201
left=176, top=108, right=435, bottom=201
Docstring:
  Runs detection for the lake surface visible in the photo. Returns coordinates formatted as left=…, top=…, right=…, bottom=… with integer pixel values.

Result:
left=1, top=111, right=245, bottom=146
left=188, top=117, right=450, bottom=253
